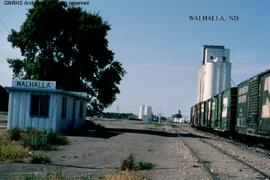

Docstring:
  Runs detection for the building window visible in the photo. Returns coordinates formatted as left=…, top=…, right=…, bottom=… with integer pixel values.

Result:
left=79, top=101, right=83, bottom=119
left=30, top=94, right=50, bottom=117
left=210, top=56, right=214, bottom=60
left=61, top=97, right=67, bottom=119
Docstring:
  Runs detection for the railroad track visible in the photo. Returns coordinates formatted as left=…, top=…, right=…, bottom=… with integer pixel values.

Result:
left=169, top=124, right=270, bottom=180
left=176, top=130, right=220, bottom=180
left=193, top=127, right=270, bottom=157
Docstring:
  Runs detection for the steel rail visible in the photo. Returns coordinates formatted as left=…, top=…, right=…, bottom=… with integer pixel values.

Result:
left=177, top=125, right=270, bottom=179
left=175, top=131, right=220, bottom=180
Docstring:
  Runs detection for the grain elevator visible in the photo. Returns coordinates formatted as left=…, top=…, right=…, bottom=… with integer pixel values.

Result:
left=197, top=45, right=231, bottom=102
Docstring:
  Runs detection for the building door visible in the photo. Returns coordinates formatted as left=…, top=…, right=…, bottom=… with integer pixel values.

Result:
left=71, top=100, right=76, bottom=130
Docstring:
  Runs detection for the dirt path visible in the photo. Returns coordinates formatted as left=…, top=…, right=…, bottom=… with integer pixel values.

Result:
left=0, top=120, right=208, bottom=179
left=46, top=120, right=208, bottom=179
left=3, top=120, right=269, bottom=179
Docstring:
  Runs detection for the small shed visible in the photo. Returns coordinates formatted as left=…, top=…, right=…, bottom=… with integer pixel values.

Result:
left=6, top=79, right=89, bottom=132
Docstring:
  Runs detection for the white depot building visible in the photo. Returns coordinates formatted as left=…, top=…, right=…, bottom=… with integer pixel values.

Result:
left=138, top=105, right=153, bottom=121
left=6, top=79, right=89, bottom=132
left=197, top=45, right=231, bottom=102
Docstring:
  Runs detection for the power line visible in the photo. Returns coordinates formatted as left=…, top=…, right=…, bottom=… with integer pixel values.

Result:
left=231, top=78, right=236, bottom=87
left=0, top=17, right=10, bottom=33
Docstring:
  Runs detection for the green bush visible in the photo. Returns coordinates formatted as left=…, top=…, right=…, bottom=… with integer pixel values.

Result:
left=120, top=153, right=137, bottom=171
left=8, top=127, right=21, bottom=141
left=46, top=130, right=69, bottom=145
left=30, top=152, right=51, bottom=164
left=137, top=161, right=156, bottom=170
left=22, top=133, right=51, bottom=150
left=25, top=127, right=40, bottom=136
left=22, top=128, right=69, bottom=150
left=120, top=154, right=156, bottom=171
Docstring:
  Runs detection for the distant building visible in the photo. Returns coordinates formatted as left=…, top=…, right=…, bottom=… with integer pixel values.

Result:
left=6, top=79, right=89, bottom=132
left=138, top=105, right=153, bottom=122
left=197, top=45, right=231, bottom=102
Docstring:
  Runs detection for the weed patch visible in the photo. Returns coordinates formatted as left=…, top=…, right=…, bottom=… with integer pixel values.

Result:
left=30, top=152, right=51, bottom=164
left=21, top=128, right=69, bottom=150
left=22, top=133, right=51, bottom=150
left=0, top=133, right=29, bottom=161
left=137, top=161, right=156, bottom=170
left=120, top=154, right=156, bottom=171
left=104, top=170, right=147, bottom=180
left=8, top=127, right=21, bottom=141
left=120, top=153, right=137, bottom=171
left=0, top=128, right=69, bottom=162
left=13, top=170, right=93, bottom=180
left=46, top=130, right=69, bottom=145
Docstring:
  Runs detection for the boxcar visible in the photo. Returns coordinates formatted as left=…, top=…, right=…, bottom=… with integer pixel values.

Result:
left=211, top=88, right=236, bottom=134
left=196, top=102, right=202, bottom=127
left=200, top=101, right=207, bottom=128
left=190, top=105, right=195, bottom=127
left=191, top=69, right=270, bottom=142
left=219, top=88, right=237, bottom=133
left=213, top=93, right=223, bottom=131
left=235, top=80, right=249, bottom=135
left=258, top=71, right=270, bottom=136
left=211, top=95, right=219, bottom=129
left=236, top=70, right=270, bottom=139
left=192, top=103, right=200, bottom=127
left=204, top=99, right=212, bottom=129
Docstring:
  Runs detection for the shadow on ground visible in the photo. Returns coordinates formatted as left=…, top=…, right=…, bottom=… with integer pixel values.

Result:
left=70, top=130, right=122, bottom=139
left=70, top=127, right=210, bottom=140
left=105, top=127, right=210, bottom=139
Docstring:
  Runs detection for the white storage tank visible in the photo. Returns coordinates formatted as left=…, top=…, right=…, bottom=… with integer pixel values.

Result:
left=138, top=105, right=145, bottom=119
left=138, top=105, right=153, bottom=121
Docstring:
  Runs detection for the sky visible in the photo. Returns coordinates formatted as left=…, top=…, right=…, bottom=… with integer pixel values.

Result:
left=0, top=0, right=270, bottom=116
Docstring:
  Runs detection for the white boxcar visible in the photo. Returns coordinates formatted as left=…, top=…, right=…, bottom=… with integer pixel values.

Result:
left=6, top=79, right=89, bottom=132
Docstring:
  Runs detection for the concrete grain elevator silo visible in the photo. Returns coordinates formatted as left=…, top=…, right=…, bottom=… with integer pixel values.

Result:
left=138, top=105, right=153, bottom=122
left=197, top=45, right=231, bottom=102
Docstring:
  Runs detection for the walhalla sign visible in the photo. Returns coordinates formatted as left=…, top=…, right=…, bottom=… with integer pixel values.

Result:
left=12, top=80, right=56, bottom=89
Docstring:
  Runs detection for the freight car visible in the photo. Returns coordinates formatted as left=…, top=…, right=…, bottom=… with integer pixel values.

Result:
left=236, top=70, right=270, bottom=140
left=190, top=69, right=270, bottom=142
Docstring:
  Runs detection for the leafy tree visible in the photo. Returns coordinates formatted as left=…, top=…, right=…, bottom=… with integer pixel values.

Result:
left=7, top=0, right=125, bottom=115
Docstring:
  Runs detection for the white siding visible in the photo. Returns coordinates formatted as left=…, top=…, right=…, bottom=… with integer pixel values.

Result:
left=8, top=92, right=58, bottom=131
left=7, top=89, right=88, bottom=132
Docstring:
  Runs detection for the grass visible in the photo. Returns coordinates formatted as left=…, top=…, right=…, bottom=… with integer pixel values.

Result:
left=120, top=153, right=137, bottom=171
left=13, top=171, right=66, bottom=180
left=1, top=128, right=69, bottom=163
left=8, top=127, right=21, bottom=141
left=46, top=130, right=69, bottom=145
left=137, top=161, right=156, bottom=170
left=30, top=152, right=51, bottom=164
left=12, top=170, right=94, bottom=180
left=22, top=133, right=51, bottom=150
left=11, top=128, right=69, bottom=151
left=120, top=153, right=156, bottom=171
left=0, top=133, right=29, bottom=162
left=104, top=171, right=147, bottom=180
